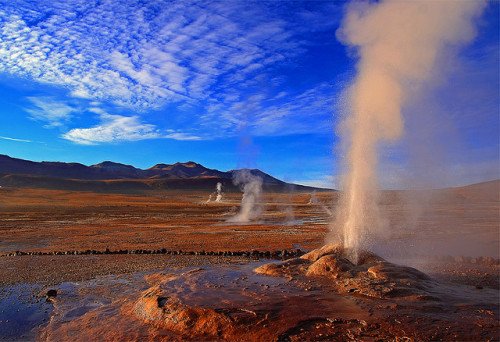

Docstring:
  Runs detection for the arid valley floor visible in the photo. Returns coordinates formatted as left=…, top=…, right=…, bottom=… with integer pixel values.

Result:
left=0, top=182, right=498, bottom=341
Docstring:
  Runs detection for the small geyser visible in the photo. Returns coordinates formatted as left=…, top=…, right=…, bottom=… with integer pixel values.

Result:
left=308, top=191, right=332, bottom=216
left=215, top=182, right=223, bottom=202
left=307, top=191, right=315, bottom=205
left=206, top=182, right=223, bottom=203
left=227, top=169, right=263, bottom=223
left=331, top=0, right=486, bottom=262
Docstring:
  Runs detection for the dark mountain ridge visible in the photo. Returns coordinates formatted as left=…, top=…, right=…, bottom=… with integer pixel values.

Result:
left=0, top=154, right=234, bottom=180
left=0, top=154, right=321, bottom=192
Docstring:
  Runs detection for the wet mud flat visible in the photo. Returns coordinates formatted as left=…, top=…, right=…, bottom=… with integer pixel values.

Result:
left=25, top=248, right=499, bottom=341
left=0, top=254, right=252, bottom=340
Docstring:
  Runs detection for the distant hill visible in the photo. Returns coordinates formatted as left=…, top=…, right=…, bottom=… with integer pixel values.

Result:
left=0, top=154, right=323, bottom=193
left=443, top=179, right=500, bottom=203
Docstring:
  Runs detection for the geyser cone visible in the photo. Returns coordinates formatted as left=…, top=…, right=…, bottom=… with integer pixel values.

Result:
left=255, top=244, right=434, bottom=299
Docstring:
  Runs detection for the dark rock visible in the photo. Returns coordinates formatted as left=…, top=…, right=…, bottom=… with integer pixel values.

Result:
left=45, top=289, right=57, bottom=302
left=46, top=289, right=57, bottom=297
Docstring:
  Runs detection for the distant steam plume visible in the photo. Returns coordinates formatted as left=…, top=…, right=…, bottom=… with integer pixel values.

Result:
left=227, top=169, right=263, bottom=223
left=215, top=182, right=223, bottom=202
left=309, top=191, right=332, bottom=217
left=330, top=0, right=486, bottom=262
left=207, top=182, right=223, bottom=203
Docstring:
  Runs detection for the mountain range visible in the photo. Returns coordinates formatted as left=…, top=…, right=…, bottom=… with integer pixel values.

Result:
left=0, top=154, right=320, bottom=193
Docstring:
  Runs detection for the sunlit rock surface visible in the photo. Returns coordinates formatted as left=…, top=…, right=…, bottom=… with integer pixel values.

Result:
left=131, top=266, right=366, bottom=340
left=256, top=244, right=435, bottom=299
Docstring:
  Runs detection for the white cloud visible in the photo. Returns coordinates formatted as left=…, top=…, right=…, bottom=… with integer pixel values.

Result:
left=164, top=133, right=201, bottom=141
left=0, top=135, right=32, bottom=143
left=62, top=114, right=161, bottom=144
left=62, top=113, right=200, bottom=144
left=25, top=97, right=77, bottom=127
left=0, top=1, right=338, bottom=109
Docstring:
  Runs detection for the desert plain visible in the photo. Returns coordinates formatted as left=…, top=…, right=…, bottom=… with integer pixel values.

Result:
left=0, top=181, right=498, bottom=341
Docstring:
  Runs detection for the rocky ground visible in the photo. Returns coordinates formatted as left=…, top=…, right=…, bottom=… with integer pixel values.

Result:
left=28, top=247, right=499, bottom=341
left=0, top=250, right=498, bottom=341
left=0, top=186, right=498, bottom=340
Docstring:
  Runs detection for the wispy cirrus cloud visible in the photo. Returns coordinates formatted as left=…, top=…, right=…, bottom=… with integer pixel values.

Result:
left=25, top=96, right=77, bottom=127
left=62, top=113, right=200, bottom=145
left=0, top=0, right=340, bottom=109
left=201, top=82, right=337, bottom=137
left=0, top=135, right=33, bottom=143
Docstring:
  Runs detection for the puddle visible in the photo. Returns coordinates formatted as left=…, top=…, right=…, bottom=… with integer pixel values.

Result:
left=0, top=284, right=53, bottom=340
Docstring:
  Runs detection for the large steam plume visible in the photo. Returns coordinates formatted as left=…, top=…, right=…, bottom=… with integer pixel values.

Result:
left=227, top=169, right=263, bottom=223
left=331, top=0, right=486, bottom=261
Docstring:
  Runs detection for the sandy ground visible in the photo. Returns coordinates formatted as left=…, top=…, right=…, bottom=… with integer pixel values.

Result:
left=0, top=185, right=498, bottom=258
left=0, top=188, right=328, bottom=254
left=0, top=184, right=498, bottom=340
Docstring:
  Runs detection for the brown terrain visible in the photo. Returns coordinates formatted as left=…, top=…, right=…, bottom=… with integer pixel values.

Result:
left=0, top=172, right=498, bottom=340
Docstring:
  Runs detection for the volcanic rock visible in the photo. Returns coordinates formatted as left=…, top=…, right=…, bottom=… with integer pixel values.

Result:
left=305, top=254, right=354, bottom=279
left=134, top=285, right=234, bottom=338
left=255, top=244, right=435, bottom=299
left=132, top=267, right=335, bottom=340
left=45, top=289, right=58, bottom=302
left=253, top=258, right=309, bottom=277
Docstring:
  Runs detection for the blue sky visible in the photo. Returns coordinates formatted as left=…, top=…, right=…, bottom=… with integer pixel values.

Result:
left=0, top=0, right=498, bottom=188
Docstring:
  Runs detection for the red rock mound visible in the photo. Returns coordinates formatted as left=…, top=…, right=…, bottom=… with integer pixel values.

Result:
left=255, top=244, right=435, bottom=299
